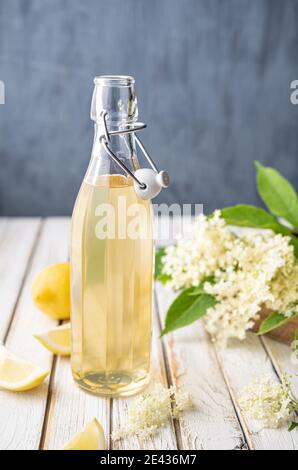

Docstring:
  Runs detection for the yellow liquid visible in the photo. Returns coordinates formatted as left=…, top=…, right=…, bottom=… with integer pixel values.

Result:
left=70, top=175, right=153, bottom=397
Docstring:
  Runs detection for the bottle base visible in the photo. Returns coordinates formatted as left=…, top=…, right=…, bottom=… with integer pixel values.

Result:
left=73, top=370, right=150, bottom=397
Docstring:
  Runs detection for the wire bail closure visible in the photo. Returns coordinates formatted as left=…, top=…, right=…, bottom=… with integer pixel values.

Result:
left=99, top=110, right=159, bottom=189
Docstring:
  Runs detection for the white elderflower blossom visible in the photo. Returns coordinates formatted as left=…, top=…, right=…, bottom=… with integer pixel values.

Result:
left=239, top=375, right=297, bottom=428
left=112, top=384, right=192, bottom=441
left=162, top=211, right=238, bottom=291
left=161, top=212, right=298, bottom=345
left=172, top=387, right=193, bottom=418
left=267, top=263, right=298, bottom=317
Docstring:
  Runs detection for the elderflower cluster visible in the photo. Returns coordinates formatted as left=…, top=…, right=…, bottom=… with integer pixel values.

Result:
left=161, top=211, right=298, bottom=345
left=239, top=375, right=297, bottom=428
left=267, top=262, right=298, bottom=317
left=163, top=211, right=237, bottom=290
left=112, top=384, right=192, bottom=441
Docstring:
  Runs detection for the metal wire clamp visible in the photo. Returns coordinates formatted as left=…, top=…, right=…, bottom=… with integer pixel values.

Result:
left=99, top=110, right=159, bottom=189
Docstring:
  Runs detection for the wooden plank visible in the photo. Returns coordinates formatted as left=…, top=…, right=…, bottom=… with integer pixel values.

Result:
left=44, top=217, right=179, bottom=450
left=0, top=218, right=8, bottom=241
left=112, top=310, right=178, bottom=450
left=260, top=337, right=298, bottom=445
left=157, top=215, right=298, bottom=449
left=214, top=333, right=298, bottom=450
left=41, top=218, right=111, bottom=450
left=42, top=355, right=111, bottom=450
left=0, top=218, right=70, bottom=450
left=154, top=215, right=247, bottom=449
left=155, top=215, right=247, bottom=450
left=261, top=336, right=298, bottom=400
left=45, top=266, right=177, bottom=450
left=0, top=218, right=41, bottom=341
left=155, top=283, right=247, bottom=450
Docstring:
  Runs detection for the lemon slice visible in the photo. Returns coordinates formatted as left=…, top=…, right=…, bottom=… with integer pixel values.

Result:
left=0, top=346, right=49, bottom=391
left=64, top=418, right=106, bottom=450
left=34, top=323, right=71, bottom=356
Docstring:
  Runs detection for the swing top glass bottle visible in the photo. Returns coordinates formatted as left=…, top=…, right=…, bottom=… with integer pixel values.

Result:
left=70, top=76, right=154, bottom=397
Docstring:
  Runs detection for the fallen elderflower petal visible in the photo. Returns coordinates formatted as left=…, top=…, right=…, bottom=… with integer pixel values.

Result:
left=239, top=374, right=298, bottom=428
left=112, top=384, right=192, bottom=441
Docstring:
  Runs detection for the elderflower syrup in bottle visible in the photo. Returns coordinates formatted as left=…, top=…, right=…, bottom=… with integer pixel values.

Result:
left=71, top=76, right=168, bottom=397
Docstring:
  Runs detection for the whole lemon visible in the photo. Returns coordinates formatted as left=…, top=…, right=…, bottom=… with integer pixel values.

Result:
left=32, top=263, right=70, bottom=320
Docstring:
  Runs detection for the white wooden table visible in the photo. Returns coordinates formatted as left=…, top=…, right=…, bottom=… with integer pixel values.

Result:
left=0, top=217, right=297, bottom=450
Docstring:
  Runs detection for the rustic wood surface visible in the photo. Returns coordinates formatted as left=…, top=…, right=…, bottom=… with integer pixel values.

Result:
left=0, top=217, right=297, bottom=450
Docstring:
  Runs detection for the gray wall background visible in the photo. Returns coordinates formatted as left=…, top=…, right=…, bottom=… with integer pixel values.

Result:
left=0, top=0, right=298, bottom=216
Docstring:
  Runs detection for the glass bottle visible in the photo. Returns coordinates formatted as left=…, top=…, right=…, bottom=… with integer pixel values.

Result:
left=70, top=76, right=153, bottom=397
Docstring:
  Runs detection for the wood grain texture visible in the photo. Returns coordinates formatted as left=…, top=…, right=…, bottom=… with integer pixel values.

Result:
left=0, top=216, right=297, bottom=450
left=155, top=283, right=247, bottom=450
left=214, top=333, right=298, bottom=450
left=33, top=220, right=109, bottom=450
left=42, top=355, right=110, bottom=450
left=261, top=335, right=298, bottom=401
left=155, top=215, right=298, bottom=450
left=155, top=216, right=247, bottom=450
left=112, top=311, right=177, bottom=450
left=0, top=218, right=40, bottom=341
left=0, top=218, right=69, bottom=450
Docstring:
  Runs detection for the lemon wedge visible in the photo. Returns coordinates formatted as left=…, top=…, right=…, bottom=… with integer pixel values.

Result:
left=64, top=418, right=106, bottom=450
left=0, top=346, right=49, bottom=391
left=34, top=323, right=71, bottom=356
left=32, top=263, right=70, bottom=320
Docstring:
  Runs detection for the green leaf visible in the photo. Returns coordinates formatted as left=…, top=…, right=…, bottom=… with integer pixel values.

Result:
left=154, top=247, right=171, bottom=284
left=155, top=247, right=166, bottom=278
left=288, top=422, right=298, bottom=432
left=156, top=272, right=172, bottom=284
left=255, top=161, right=298, bottom=229
left=188, top=285, right=206, bottom=296
left=289, top=236, right=298, bottom=259
left=295, top=329, right=298, bottom=352
left=221, top=205, right=292, bottom=235
left=257, top=311, right=298, bottom=335
left=161, top=288, right=216, bottom=336
left=221, top=204, right=298, bottom=258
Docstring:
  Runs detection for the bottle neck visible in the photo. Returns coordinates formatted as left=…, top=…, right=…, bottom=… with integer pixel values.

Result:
left=85, top=123, right=139, bottom=185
